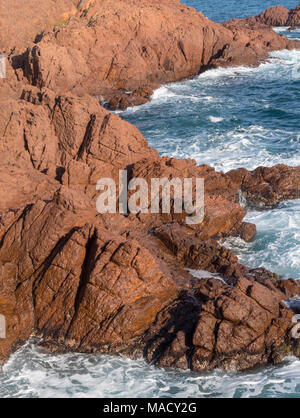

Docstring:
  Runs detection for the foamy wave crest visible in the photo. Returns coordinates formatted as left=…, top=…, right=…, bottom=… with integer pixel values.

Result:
left=272, top=26, right=291, bottom=33
left=208, top=116, right=224, bottom=123
left=2, top=340, right=300, bottom=398
left=270, top=49, right=300, bottom=64
left=152, top=86, right=177, bottom=101
left=273, top=26, right=300, bottom=34
left=151, top=84, right=209, bottom=105
left=165, top=125, right=300, bottom=172
left=195, top=49, right=300, bottom=83
left=223, top=200, right=300, bottom=280
left=198, top=65, right=260, bottom=80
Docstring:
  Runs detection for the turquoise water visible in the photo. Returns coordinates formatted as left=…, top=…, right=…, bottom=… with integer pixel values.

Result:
left=1, top=0, right=300, bottom=398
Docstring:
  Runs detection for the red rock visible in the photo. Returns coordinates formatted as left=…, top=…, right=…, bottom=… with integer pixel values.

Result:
left=143, top=276, right=300, bottom=372
left=287, top=6, right=300, bottom=27
left=106, top=87, right=154, bottom=111
left=255, top=5, right=300, bottom=27
left=227, top=165, right=300, bottom=207
left=256, top=6, right=290, bottom=26
left=0, top=0, right=81, bottom=54
left=1, top=1, right=300, bottom=374
left=20, top=0, right=299, bottom=105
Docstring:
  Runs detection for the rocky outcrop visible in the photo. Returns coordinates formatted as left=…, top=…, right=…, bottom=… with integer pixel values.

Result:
left=287, top=5, right=300, bottom=27
left=227, top=165, right=300, bottom=207
left=1, top=78, right=300, bottom=369
left=255, top=5, right=300, bottom=28
left=143, top=274, right=300, bottom=371
left=15, top=0, right=298, bottom=109
left=255, top=5, right=290, bottom=26
left=219, top=16, right=298, bottom=67
left=1, top=1, right=300, bottom=373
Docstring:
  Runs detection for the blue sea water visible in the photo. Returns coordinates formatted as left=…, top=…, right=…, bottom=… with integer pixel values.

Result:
left=185, top=0, right=298, bottom=22
left=1, top=0, right=300, bottom=398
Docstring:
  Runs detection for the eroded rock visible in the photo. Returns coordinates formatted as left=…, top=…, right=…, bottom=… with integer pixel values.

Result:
left=19, top=0, right=299, bottom=108
left=255, top=5, right=300, bottom=28
left=1, top=1, right=300, bottom=373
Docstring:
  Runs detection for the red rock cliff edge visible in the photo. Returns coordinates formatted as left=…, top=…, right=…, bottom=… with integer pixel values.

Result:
left=0, top=1, right=300, bottom=372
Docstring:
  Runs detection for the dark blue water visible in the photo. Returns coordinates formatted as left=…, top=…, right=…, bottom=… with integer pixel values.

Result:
left=185, top=0, right=298, bottom=22
left=120, top=2, right=300, bottom=281
left=1, top=0, right=300, bottom=398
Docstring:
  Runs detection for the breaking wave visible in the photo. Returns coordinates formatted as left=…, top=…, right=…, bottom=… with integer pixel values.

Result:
left=2, top=340, right=300, bottom=398
left=1, top=4, right=300, bottom=399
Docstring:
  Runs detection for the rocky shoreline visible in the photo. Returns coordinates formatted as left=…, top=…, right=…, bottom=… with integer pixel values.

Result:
left=1, top=0, right=300, bottom=373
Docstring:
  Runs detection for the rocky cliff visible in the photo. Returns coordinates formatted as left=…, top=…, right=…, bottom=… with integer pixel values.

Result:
left=255, top=5, right=300, bottom=27
left=1, top=0, right=300, bottom=372
left=3, top=0, right=299, bottom=109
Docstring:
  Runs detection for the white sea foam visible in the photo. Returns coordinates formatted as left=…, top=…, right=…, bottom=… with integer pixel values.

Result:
left=163, top=125, right=300, bottom=172
left=152, top=86, right=177, bottom=100
left=223, top=200, right=300, bottom=280
left=2, top=340, right=300, bottom=398
left=187, top=269, right=227, bottom=283
left=272, top=26, right=291, bottom=33
left=198, top=64, right=260, bottom=80
left=151, top=85, right=209, bottom=105
left=273, top=26, right=300, bottom=34
left=208, top=116, right=224, bottom=123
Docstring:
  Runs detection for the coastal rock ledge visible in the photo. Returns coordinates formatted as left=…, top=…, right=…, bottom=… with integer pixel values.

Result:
left=1, top=0, right=300, bottom=373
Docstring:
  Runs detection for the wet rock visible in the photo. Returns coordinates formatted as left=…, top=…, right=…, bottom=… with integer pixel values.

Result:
left=106, top=87, right=154, bottom=111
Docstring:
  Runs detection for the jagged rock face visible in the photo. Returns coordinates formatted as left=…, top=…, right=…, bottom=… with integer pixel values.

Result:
left=1, top=82, right=300, bottom=368
left=19, top=0, right=299, bottom=105
left=227, top=165, right=300, bottom=207
left=143, top=276, right=297, bottom=372
left=287, top=5, right=300, bottom=27
left=1, top=1, right=300, bottom=372
left=2, top=190, right=177, bottom=354
left=129, top=157, right=249, bottom=240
